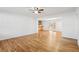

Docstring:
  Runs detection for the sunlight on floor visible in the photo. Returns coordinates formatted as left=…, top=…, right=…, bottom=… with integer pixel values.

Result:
left=48, top=31, right=61, bottom=51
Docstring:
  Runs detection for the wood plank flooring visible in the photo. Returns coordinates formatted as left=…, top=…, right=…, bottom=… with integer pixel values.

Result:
left=0, top=31, right=79, bottom=52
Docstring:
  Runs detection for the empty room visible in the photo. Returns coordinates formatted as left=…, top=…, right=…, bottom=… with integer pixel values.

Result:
left=0, top=7, right=79, bottom=52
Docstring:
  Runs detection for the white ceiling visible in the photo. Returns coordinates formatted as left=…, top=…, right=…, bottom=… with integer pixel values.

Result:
left=0, top=7, right=76, bottom=17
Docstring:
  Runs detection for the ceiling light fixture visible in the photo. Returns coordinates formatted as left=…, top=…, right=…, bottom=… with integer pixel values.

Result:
left=34, top=10, right=38, bottom=14
left=30, top=7, right=44, bottom=14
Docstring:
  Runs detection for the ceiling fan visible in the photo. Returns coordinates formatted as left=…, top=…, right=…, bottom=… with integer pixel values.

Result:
left=30, top=7, right=44, bottom=14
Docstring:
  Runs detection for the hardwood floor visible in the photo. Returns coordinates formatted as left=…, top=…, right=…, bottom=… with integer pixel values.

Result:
left=0, top=31, right=79, bottom=52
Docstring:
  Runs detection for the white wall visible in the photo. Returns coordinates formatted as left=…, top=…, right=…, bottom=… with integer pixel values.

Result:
left=0, top=8, right=78, bottom=40
left=61, top=12, right=77, bottom=39
left=0, top=12, right=37, bottom=40
left=43, top=20, right=62, bottom=32
left=75, top=8, right=79, bottom=46
left=43, top=10, right=78, bottom=39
